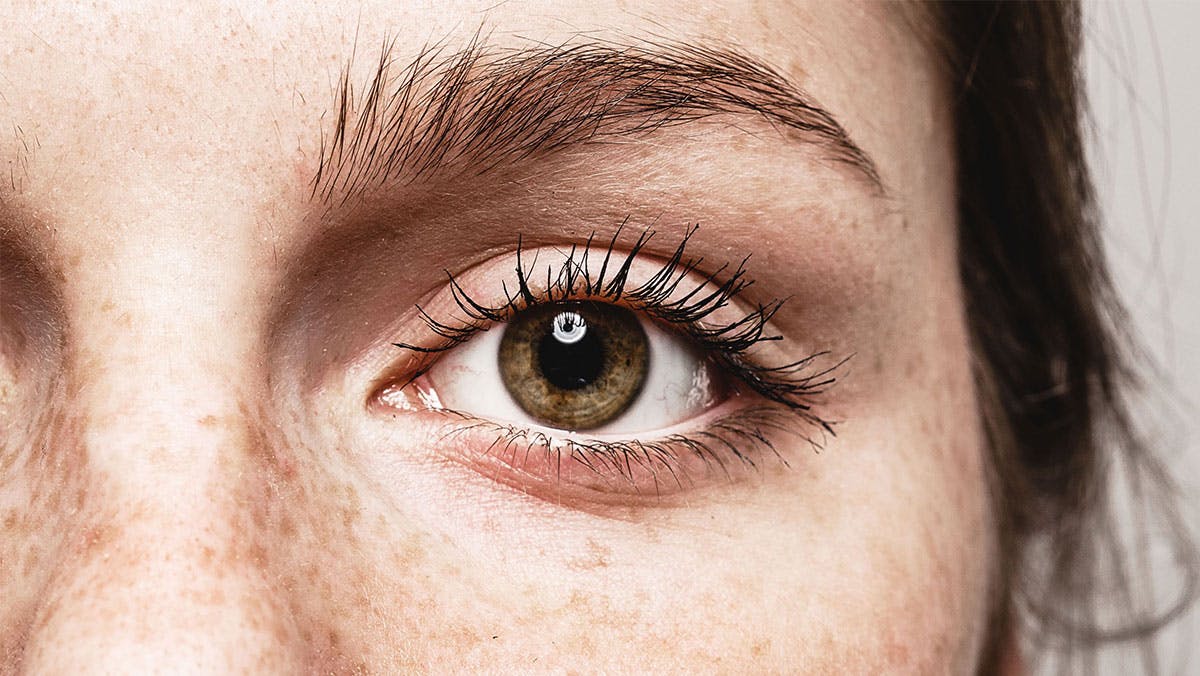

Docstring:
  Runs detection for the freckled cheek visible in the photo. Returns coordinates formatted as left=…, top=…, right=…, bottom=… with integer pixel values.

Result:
left=263, top=458, right=988, bottom=673
left=0, top=401, right=93, bottom=666
left=270, top=339, right=990, bottom=673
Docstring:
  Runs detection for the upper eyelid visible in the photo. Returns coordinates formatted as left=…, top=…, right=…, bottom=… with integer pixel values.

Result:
left=394, top=225, right=774, bottom=354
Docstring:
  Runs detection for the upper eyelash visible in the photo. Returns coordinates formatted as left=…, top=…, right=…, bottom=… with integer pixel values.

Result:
left=394, top=221, right=847, bottom=434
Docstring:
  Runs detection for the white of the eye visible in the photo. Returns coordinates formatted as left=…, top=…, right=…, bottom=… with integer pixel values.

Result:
left=590, top=321, right=714, bottom=434
left=552, top=311, right=587, bottom=344
left=426, top=316, right=718, bottom=434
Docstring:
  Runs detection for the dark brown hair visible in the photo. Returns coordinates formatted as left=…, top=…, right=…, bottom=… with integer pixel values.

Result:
left=924, top=2, right=1196, bottom=672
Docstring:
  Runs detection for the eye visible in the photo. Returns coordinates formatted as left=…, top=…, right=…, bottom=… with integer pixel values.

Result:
left=374, top=226, right=843, bottom=502
left=426, top=300, right=725, bottom=434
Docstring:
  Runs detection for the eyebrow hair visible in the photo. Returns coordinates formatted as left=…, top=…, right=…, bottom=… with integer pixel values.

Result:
left=311, top=36, right=883, bottom=206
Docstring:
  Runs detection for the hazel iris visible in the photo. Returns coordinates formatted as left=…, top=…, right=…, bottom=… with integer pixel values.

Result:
left=498, top=301, right=649, bottom=430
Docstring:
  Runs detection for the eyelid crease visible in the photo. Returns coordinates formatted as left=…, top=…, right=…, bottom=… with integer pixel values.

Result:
left=389, top=222, right=848, bottom=434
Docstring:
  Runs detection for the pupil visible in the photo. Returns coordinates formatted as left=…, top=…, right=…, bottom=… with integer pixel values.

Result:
left=538, top=312, right=605, bottom=390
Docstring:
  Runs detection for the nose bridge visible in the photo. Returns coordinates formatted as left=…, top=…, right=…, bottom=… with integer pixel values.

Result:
left=14, top=249, right=307, bottom=672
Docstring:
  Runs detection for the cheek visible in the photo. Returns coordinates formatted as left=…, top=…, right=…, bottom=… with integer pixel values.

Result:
left=809, top=383, right=993, bottom=671
left=270, top=327, right=991, bottom=674
left=790, top=269, right=995, bottom=671
left=2, top=377, right=991, bottom=675
left=0, top=385, right=90, bottom=667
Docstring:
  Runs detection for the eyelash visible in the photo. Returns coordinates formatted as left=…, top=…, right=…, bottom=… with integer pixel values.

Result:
left=391, top=222, right=846, bottom=491
left=436, top=406, right=804, bottom=493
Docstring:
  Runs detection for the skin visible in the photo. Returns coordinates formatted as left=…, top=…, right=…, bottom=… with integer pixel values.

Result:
left=0, top=1, right=1006, bottom=673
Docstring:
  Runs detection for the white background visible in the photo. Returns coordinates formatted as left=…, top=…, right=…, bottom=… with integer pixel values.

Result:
left=1084, top=1, right=1198, bottom=672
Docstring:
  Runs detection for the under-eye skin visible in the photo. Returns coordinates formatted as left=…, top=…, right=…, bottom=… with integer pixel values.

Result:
left=375, top=225, right=848, bottom=498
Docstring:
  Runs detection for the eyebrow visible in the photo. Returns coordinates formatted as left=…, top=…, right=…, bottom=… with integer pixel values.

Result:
left=311, top=36, right=883, bottom=206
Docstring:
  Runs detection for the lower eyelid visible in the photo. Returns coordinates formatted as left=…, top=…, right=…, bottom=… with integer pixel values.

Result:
left=403, top=401, right=810, bottom=505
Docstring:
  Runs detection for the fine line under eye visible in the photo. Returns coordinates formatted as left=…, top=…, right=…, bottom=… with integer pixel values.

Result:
left=433, top=404, right=813, bottom=493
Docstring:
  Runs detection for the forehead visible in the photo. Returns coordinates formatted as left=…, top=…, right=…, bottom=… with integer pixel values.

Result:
left=0, top=1, right=933, bottom=216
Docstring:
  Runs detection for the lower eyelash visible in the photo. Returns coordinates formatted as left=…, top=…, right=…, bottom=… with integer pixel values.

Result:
left=433, top=404, right=830, bottom=496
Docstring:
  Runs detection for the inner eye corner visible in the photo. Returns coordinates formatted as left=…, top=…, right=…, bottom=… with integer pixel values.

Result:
left=366, top=344, right=444, bottom=412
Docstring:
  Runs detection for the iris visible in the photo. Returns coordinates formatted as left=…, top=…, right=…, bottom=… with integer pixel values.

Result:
left=499, top=302, right=648, bottom=430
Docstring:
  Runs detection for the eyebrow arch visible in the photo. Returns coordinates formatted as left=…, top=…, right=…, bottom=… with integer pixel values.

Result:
left=311, top=35, right=884, bottom=206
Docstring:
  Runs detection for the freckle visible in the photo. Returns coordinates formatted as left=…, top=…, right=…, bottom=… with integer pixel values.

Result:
left=353, top=589, right=371, bottom=613
left=566, top=590, right=588, bottom=608
left=393, top=537, right=427, bottom=569
left=148, top=446, right=171, bottom=464
left=198, top=414, right=218, bottom=427
left=77, top=521, right=117, bottom=555
left=249, top=543, right=268, bottom=567
left=903, top=355, right=922, bottom=379
left=21, top=546, right=42, bottom=576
